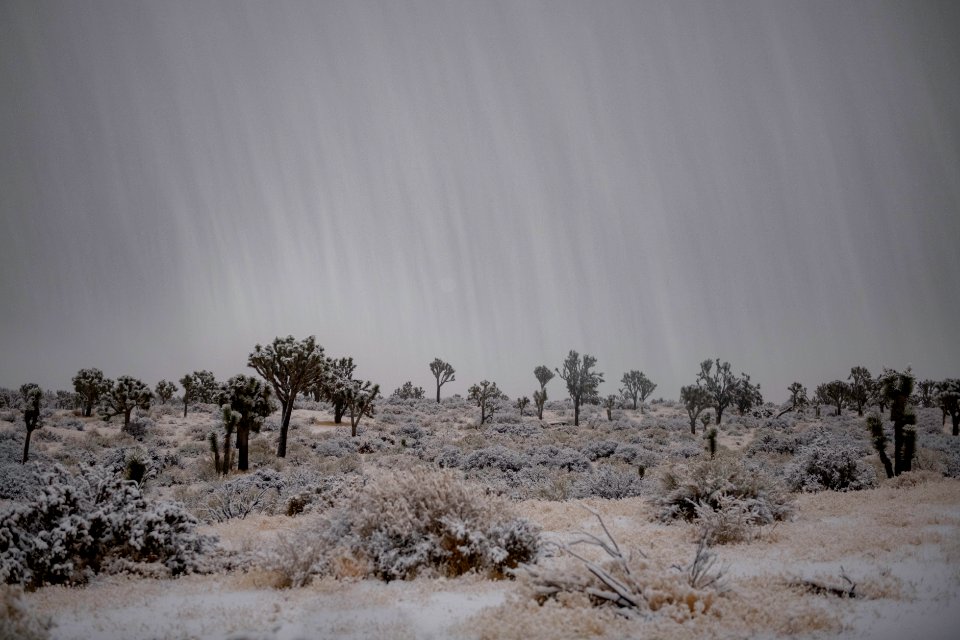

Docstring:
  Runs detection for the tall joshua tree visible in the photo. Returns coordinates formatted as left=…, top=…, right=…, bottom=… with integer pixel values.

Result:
left=778, top=382, right=808, bottom=417
left=332, top=377, right=380, bottom=437
left=680, top=385, right=712, bottom=434
left=468, top=380, right=503, bottom=426
left=696, top=358, right=737, bottom=425
left=155, top=380, right=177, bottom=405
left=430, top=358, right=456, bottom=403
left=72, top=368, right=108, bottom=417
left=880, top=367, right=916, bottom=475
left=620, top=371, right=656, bottom=412
left=20, top=383, right=42, bottom=464
left=179, top=370, right=218, bottom=418
left=248, top=335, right=328, bottom=458
left=316, top=357, right=356, bottom=424
left=938, top=379, right=960, bottom=436
left=733, top=373, right=762, bottom=415
left=823, top=380, right=851, bottom=416
left=556, top=350, right=603, bottom=427
left=533, top=365, right=554, bottom=420
left=218, top=375, right=273, bottom=472
left=98, top=376, right=153, bottom=432
left=847, top=366, right=873, bottom=416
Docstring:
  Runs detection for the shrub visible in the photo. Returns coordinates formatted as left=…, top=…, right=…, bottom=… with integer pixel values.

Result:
left=462, top=445, right=528, bottom=472
left=582, top=439, right=619, bottom=461
left=0, top=465, right=214, bottom=588
left=655, top=456, right=793, bottom=536
left=572, top=465, right=645, bottom=499
left=528, top=445, right=591, bottom=472
left=267, top=469, right=540, bottom=583
left=199, top=468, right=286, bottom=522
left=785, top=443, right=876, bottom=492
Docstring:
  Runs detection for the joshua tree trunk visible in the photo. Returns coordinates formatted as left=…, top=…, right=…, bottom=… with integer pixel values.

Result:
left=333, top=400, right=346, bottom=424
left=237, top=428, right=249, bottom=471
left=574, top=401, right=580, bottom=427
left=953, top=414, right=959, bottom=436
left=21, top=428, right=32, bottom=464
left=123, top=408, right=133, bottom=432
left=277, top=401, right=293, bottom=457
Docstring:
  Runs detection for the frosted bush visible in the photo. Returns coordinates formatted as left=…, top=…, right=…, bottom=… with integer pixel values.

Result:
left=270, top=469, right=540, bottom=582
left=491, top=422, right=539, bottom=437
left=0, top=465, right=214, bottom=588
left=656, top=456, right=793, bottom=536
left=435, top=445, right=462, bottom=468
left=746, top=430, right=802, bottom=457
left=921, top=432, right=960, bottom=477
left=527, top=445, right=590, bottom=472
left=199, top=468, right=286, bottom=522
left=612, top=443, right=662, bottom=468
left=582, top=439, right=619, bottom=460
left=785, top=443, right=876, bottom=492
left=312, top=437, right=357, bottom=457
left=572, top=465, right=645, bottom=499
left=462, top=445, right=528, bottom=472
left=395, top=423, right=425, bottom=440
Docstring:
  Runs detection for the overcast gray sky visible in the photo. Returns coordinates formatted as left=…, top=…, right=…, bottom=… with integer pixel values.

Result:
left=1, top=0, right=958, bottom=402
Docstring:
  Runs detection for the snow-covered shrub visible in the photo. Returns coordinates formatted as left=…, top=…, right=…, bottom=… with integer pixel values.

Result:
left=572, top=465, right=645, bottom=499
left=275, top=469, right=540, bottom=582
left=582, top=439, right=619, bottom=460
left=0, top=585, right=52, bottom=640
left=435, top=445, right=462, bottom=468
left=527, top=445, right=590, bottom=472
left=199, top=468, right=286, bottom=522
left=655, top=456, right=793, bottom=536
left=785, top=443, right=876, bottom=492
left=462, top=445, right=528, bottom=472
left=746, top=430, right=802, bottom=457
left=395, top=423, right=425, bottom=440
left=612, top=443, right=662, bottom=468
left=491, top=421, right=539, bottom=437
left=312, top=436, right=357, bottom=457
left=0, top=465, right=213, bottom=588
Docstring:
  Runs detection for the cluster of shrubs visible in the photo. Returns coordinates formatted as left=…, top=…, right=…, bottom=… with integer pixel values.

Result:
left=0, top=465, right=214, bottom=589
left=258, top=469, right=540, bottom=584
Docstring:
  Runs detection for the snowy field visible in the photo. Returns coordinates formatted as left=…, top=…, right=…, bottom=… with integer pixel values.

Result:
left=3, top=398, right=959, bottom=639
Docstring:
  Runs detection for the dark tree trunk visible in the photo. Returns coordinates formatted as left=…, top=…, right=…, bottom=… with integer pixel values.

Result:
left=334, top=400, right=346, bottom=424
left=22, top=428, right=32, bottom=464
left=690, top=418, right=696, bottom=435
left=574, top=400, right=580, bottom=426
left=606, top=407, right=612, bottom=421
left=83, top=402, right=93, bottom=418
left=237, top=427, right=249, bottom=471
left=834, top=401, right=842, bottom=416
left=183, top=397, right=188, bottom=418
left=715, top=406, right=723, bottom=425
left=632, top=397, right=638, bottom=410
left=223, top=432, right=233, bottom=474
left=350, top=407, right=358, bottom=437
left=902, top=428, right=915, bottom=474
left=276, top=402, right=293, bottom=457
left=436, top=384, right=441, bottom=404
left=313, top=388, right=321, bottom=402
left=953, top=413, right=959, bottom=436
left=123, top=408, right=132, bottom=432
left=893, top=423, right=904, bottom=476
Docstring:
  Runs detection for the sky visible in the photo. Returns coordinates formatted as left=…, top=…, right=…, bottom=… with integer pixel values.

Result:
left=1, top=0, right=959, bottom=403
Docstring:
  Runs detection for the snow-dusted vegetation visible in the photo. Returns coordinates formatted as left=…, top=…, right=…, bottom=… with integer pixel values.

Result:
left=1, top=356, right=959, bottom=639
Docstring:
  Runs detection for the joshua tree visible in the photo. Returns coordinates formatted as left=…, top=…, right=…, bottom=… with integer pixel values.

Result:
left=468, top=380, right=502, bottom=426
left=316, top=357, right=356, bottom=424
left=218, top=375, right=274, bottom=472
left=822, top=380, right=851, bottom=416
left=340, top=379, right=380, bottom=437
left=915, top=379, right=937, bottom=408
left=938, top=379, right=960, bottom=436
left=556, top=350, right=603, bottom=427
left=430, top=358, right=456, bottom=403
left=847, top=366, right=873, bottom=416
left=20, top=383, right=42, bottom=464
left=533, top=388, right=548, bottom=420
left=733, top=373, right=763, bottom=415
left=516, top=396, right=530, bottom=417
left=866, top=414, right=894, bottom=478
left=871, top=372, right=889, bottom=414
left=680, top=385, right=712, bottom=434
left=179, top=370, right=218, bottom=418
left=778, top=382, right=808, bottom=417
left=705, top=427, right=718, bottom=459
left=391, top=381, right=425, bottom=400
left=72, top=368, right=108, bottom=417
left=534, top=365, right=555, bottom=393
left=603, top=394, right=618, bottom=421
left=248, top=335, right=329, bottom=458
left=619, top=370, right=657, bottom=412
left=155, top=380, right=177, bottom=405
left=696, top=358, right=738, bottom=425
left=880, top=367, right=917, bottom=475
left=97, top=376, right=153, bottom=432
